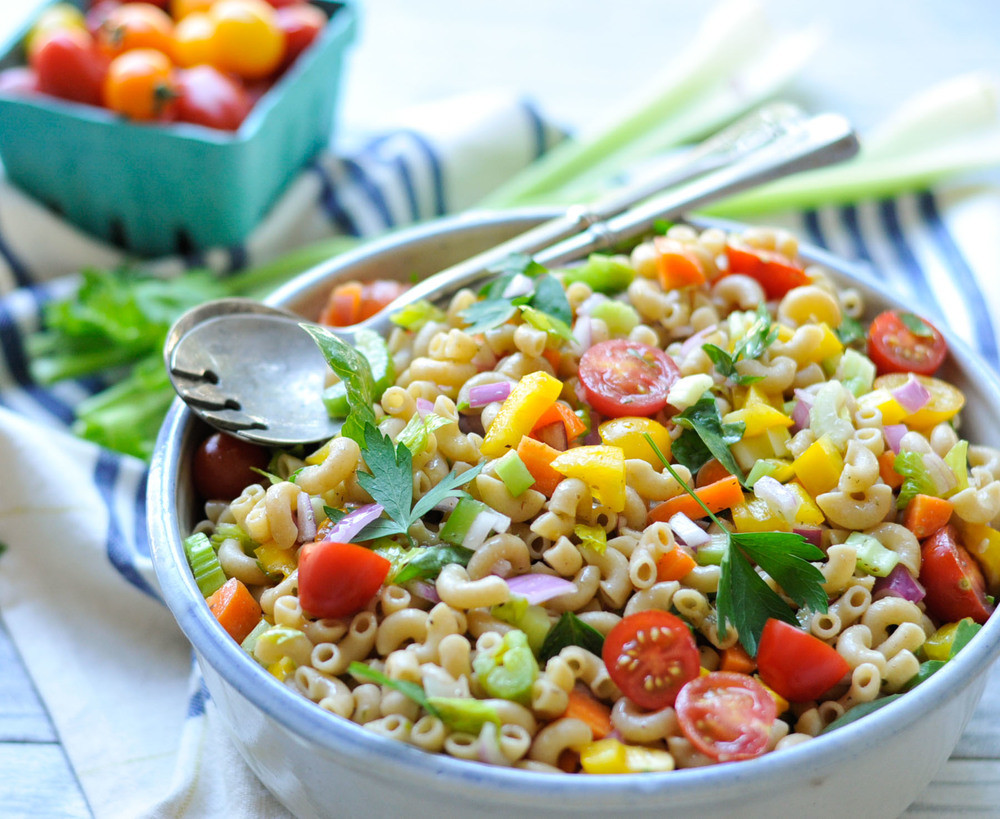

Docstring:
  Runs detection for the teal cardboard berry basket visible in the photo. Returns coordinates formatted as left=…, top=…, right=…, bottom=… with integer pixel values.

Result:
left=0, top=0, right=356, bottom=256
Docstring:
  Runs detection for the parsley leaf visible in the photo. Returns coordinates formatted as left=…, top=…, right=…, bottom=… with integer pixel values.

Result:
left=835, top=315, right=866, bottom=346
left=459, top=258, right=572, bottom=336
left=349, top=662, right=438, bottom=715
left=537, top=612, right=605, bottom=664
left=373, top=539, right=474, bottom=584
left=702, top=343, right=764, bottom=386
left=703, top=305, right=775, bottom=385
left=672, top=395, right=746, bottom=483
left=900, top=312, right=934, bottom=338
left=529, top=274, right=572, bottom=326
left=460, top=300, right=518, bottom=335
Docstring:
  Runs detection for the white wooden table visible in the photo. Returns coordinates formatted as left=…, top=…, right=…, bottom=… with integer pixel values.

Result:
left=2, top=0, right=1000, bottom=816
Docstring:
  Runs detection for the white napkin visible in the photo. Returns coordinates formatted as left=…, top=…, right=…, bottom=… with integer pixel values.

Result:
left=0, top=88, right=998, bottom=818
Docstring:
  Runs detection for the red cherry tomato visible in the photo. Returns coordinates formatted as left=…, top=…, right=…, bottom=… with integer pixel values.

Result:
left=601, top=610, right=699, bottom=710
left=724, top=244, right=809, bottom=300
left=578, top=339, right=680, bottom=418
left=919, top=524, right=994, bottom=625
left=867, top=310, right=948, bottom=376
left=173, top=65, right=252, bottom=130
left=274, top=3, right=326, bottom=73
left=298, top=541, right=391, bottom=619
left=756, top=618, right=850, bottom=702
left=319, top=280, right=410, bottom=327
left=193, top=431, right=270, bottom=500
left=675, top=671, right=777, bottom=762
left=31, top=28, right=109, bottom=106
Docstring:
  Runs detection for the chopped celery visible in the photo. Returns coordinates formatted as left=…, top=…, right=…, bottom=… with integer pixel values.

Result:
left=322, top=329, right=394, bottom=418
left=563, top=254, right=636, bottom=294
left=590, top=301, right=640, bottom=336
left=472, top=629, right=539, bottom=705
left=837, top=349, right=877, bottom=397
left=745, top=459, right=780, bottom=489
left=440, top=497, right=490, bottom=546
left=491, top=597, right=552, bottom=655
left=944, top=440, right=970, bottom=494
left=495, top=450, right=536, bottom=497
left=397, top=411, right=450, bottom=456
left=210, top=522, right=256, bottom=553
left=695, top=534, right=728, bottom=566
left=846, top=532, right=900, bottom=577
left=520, top=305, right=574, bottom=342
left=425, top=697, right=501, bottom=733
left=894, top=450, right=939, bottom=509
left=390, top=299, right=446, bottom=331
left=184, top=532, right=227, bottom=597
left=240, top=618, right=271, bottom=655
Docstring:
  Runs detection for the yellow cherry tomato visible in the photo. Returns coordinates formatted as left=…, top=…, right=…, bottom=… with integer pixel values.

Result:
left=25, top=3, right=87, bottom=59
left=871, top=373, right=965, bottom=429
left=208, top=0, right=285, bottom=79
left=172, top=11, right=216, bottom=67
left=171, top=0, right=215, bottom=20
left=103, top=48, right=177, bottom=121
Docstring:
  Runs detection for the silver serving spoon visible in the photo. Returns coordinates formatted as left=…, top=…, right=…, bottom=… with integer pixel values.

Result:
left=166, top=110, right=859, bottom=447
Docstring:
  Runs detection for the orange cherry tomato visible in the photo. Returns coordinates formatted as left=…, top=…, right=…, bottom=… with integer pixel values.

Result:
left=208, top=0, right=285, bottom=79
left=171, top=0, right=215, bottom=19
left=96, top=2, right=175, bottom=59
left=103, top=48, right=177, bottom=121
left=172, top=11, right=217, bottom=67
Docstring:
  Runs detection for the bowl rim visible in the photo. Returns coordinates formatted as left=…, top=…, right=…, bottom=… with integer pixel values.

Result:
left=149, top=207, right=1000, bottom=801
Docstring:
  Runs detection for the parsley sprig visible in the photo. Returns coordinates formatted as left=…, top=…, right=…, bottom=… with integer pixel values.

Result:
left=670, top=394, right=746, bottom=484
left=643, top=433, right=827, bottom=655
left=702, top=304, right=777, bottom=386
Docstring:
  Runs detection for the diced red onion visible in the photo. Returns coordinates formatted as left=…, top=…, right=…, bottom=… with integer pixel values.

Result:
left=791, top=398, right=811, bottom=433
left=505, top=573, right=577, bottom=604
left=678, top=326, right=714, bottom=360
left=576, top=293, right=608, bottom=317
left=572, top=316, right=594, bottom=352
left=468, top=381, right=511, bottom=408
left=502, top=273, right=535, bottom=299
left=410, top=580, right=441, bottom=604
left=296, top=490, right=317, bottom=543
left=415, top=397, right=435, bottom=417
left=872, top=564, right=926, bottom=603
left=462, top=509, right=511, bottom=551
left=320, top=503, right=384, bottom=544
left=583, top=413, right=602, bottom=446
left=793, top=527, right=823, bottom=549
left=534, top=421, right=569, bottom=451
left=884, top=424, right=907, bottom=453
left=668, top=512, right=710, bottom=548
left=891, top=375, right=932, bottom=413
left=754, top=476, right=799, bottom=522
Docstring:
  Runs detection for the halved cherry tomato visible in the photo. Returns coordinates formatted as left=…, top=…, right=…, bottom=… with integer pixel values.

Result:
left=675, top=671, right=777, bottom=762
left=724, top=244, right=809, bottom=300
left=319, top=280, right=410, bottom=327
left=601, top=610, right=699, bottom=710
left=274, top=3, right=326, bottom=74
left=578, top=339, right=680, bottom=418
left=872, top=372, right=964, bottom=429
left=193, top=431, right=270, bottom=500
left=31, top=28, right=109, bottom=106
left=173, top=64, right=252, bottom=130
left=919, top=524, right=994, bottom=625
left=298, top=540, right=391, bottom=619
left=208, top=0, right=285, bottom=80
left=756, top=618, right=849, bottom=702
left=103, top=48, right=177, bottom=120
left=96, top=2, right=175, bottom=59
left=867, top=310, right=947, bottom=376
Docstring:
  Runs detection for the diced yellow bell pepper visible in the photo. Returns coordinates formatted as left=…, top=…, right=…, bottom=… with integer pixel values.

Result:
left=255, top=543, right=298, bottom=578
left=480, top=371, right=563, bottom=458
left=579, top=738, right=674, bottom=774
left=744, top=385, right=781, bottom=409
left=793, top=435, right=843, bottom=498
left=731, top=427, right=792, bottom=473
left=755, top=676, right=790, bottom=714
left=808, top=323, right=844, bottom=365
left=786, top=481, right=825, bottom=526
left=267, top=656, right=296, bottom=682
left=855, top=388, right=908, bottom=426
left=953, top=520, right=1000, bottom=592
left=305, top=437, right=335, bottom=466
left=724, top=403, right=794, bottom=438
left=598, top=417, right=671, bottom=466
left=923, top=622, right=963, bottom=662
left=732, top=497, right=792, bottom=533
left=776, top=324, right=794, bottom=343
left=550, top=445, right=626, bottom=512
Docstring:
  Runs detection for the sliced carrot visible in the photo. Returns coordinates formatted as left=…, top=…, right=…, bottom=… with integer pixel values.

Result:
left=649, top=474, right=745, bottom=524
left=516, top=436, right=565, bottom=496
left=654, top=237, right=707, bottom=290
left=563, top=686, right=613, bottom=740
left=656, top=547, right=697, bottom=582
left=532, top=400, right=587, bottom=443
left=207, top=577, right=262, bottom=643
left=542, top=347, right=561, bottom=373
left=903, top=494, right=954, bottom=539
left=720, top=644, right=757, bottom=675
left=695, top=458, right=732, bottom=488
left=877, top=450, right=904, bottom=489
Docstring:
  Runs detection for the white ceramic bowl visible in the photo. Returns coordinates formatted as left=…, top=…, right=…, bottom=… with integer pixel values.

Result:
left=148, top=209, right=1000, bottom=819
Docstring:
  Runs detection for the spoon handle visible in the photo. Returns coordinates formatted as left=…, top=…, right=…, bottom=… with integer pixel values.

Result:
left=356, top=107, right=856, bottom=336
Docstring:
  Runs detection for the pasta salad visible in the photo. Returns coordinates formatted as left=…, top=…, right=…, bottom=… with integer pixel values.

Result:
left=186, top=223, right=999, bottom=773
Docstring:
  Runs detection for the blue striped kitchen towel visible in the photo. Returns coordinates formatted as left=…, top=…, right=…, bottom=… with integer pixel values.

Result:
left=0, top=89, right=999, bottom=818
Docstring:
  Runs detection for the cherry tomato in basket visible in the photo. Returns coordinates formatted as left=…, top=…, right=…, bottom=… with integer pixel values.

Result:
left=298, top=541, right=391, bottom=619
left=193, top=431, right=270, bottom=501
left=24, top=2, right=87, bottom=59
left=919, top=524, right=995, bottom=625
left=724, top=243, right=809, bottom=300
left=274, top=3, right=326, bottom=73
left=172, top=11, right=217, bottom=67
left=32, top=28, right=109, bottom=106
left=602, top=610, right=699, bottom=710
left=103, top=48, right=177, bottom=120
left=675, top=672, right=777, bottom=762
left=171, top=0, right=215, bottom=19
left=208, top=0, right=285, bottom=80
left=756, top=618, right=850, bottom=702
left=261, top=0, right=309, bottom=7
left=319, top=280, right=410, bottom=327
left=867, top=310, right=948, bottom=376
left=85, top=0, right=122, bottom=39
left=173, top=64, right=252, bottom=130
left=96, top=2, right=176, bottom=59
left=578, top=339, right=680, bottom=418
